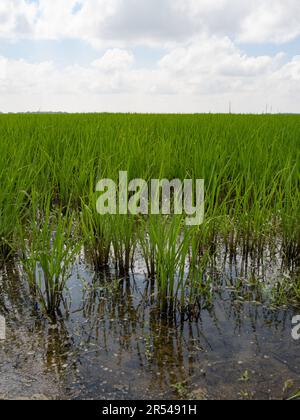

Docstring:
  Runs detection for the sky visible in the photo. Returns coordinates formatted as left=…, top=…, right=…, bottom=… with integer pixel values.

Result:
left=0, top=0, right=300, bottom=113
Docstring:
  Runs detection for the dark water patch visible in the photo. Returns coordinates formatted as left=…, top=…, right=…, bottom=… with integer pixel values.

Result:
left=0, top=261, right=300, bottom=400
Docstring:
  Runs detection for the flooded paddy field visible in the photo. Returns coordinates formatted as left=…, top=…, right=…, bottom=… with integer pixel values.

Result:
left=0, top=114, right=299, bottom=400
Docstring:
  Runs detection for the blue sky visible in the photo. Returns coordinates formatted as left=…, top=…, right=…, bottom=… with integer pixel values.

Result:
left=1, top=37, right=299, bottom=68
left=0, top=39, right=167, bottom=68
left=0, top=0, right=300, bottom=113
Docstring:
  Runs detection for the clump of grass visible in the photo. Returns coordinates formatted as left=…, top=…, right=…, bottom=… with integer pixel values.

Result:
left=18, top=193, right=81, bottom=318
left=138, top=215, right=213, bottom=317
left=270, top=273, right=300, bottom=307
left=81, top=196, right=112, bottom=271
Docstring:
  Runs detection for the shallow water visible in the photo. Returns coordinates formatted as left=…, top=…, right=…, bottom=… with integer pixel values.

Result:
left=0, top=258, right=300, bottom=400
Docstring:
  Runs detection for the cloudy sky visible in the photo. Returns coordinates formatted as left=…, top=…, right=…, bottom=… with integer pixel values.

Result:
left=0, top=0, right=300, bottom=113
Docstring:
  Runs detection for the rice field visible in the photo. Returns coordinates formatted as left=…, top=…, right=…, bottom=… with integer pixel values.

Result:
left=0, top=113, right=299, bottom=316
left=0, top=113, right=300, bottom=399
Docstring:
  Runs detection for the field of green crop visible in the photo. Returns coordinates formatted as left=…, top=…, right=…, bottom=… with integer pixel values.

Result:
left=0, top=114, right=299, bottom=318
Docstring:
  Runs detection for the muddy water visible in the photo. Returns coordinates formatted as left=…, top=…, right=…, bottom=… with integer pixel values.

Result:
left=0, top=259, right=300, bottom=400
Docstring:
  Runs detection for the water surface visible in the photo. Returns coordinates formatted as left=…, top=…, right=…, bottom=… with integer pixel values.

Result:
left=0, top=258, right=300, bottom=400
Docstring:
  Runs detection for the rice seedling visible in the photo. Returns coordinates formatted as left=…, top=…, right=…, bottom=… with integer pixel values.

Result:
left=81, top=193, right=112, bottom=271
left=18, top=192, right=81, bottom=318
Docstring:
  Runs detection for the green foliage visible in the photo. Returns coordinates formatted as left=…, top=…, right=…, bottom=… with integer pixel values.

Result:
left=18, top=192, right=81, bottom=317
left=0, top=113, right=299, bottom=315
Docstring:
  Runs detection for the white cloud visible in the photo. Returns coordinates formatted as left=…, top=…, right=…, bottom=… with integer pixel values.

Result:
left=173, top=0, right=300, bottom=45
left=157, top=37, right=286, bottom=96
left=0, top=0, right=36, bottom=39
left=238, top=1, right=300, bottom=44
left=277, top=56, right=300, bottom=81
left=92, top=49, right=134, bottom=72
left=1, top=0, right=300, bottom=46
left=0, top=1, right=300, bottom=112
left=0, top=55, right=54, bottom=95
left=0, top=37, right=299, bottom=113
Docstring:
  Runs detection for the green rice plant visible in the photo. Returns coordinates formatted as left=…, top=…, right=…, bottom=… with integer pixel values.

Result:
left=110, top=214, right=137, bottom=276
left=0, top=138, right=32, bottom=258
left=80, top=188, right=112, bottom=271
left=184, top=236, right=214, bottom=309
left=270, top=273, right=300, bottom=307
left=0, top=189, right=21, bottom=259
left=138, top=215, right=193, bottom=312
left=18, top=193, right=81, bottom=318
